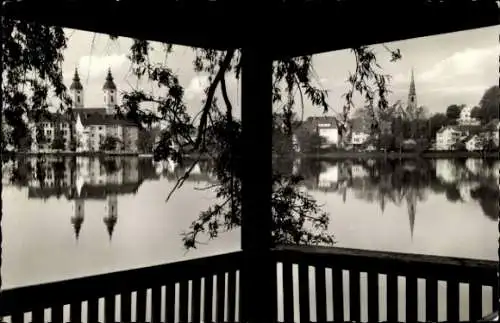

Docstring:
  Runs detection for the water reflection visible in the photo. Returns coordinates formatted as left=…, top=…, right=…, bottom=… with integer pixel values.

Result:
left=3, top=156, right=497, bottom=245
left=3, top=156, right=218, bottom=242
left=298, top=157, right=499, bottom=223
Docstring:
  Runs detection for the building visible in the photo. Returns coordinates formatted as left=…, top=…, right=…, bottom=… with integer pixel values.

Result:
left=465, top=134, right=484, bottom=151
left=459, top=105, right=480, bottom=125
left=435, top=126, right=461, bottom=150
left=29, top=68, right=139, bottom=153
left=350, top=117, right=370, bottom=146
left=303, top=116, right=340, bottom=147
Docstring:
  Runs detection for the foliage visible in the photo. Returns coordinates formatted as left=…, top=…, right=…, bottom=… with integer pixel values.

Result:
left=138, top=127, right=161, bottom=154
left=445, top=104, right=464, bottom=121
left=474, top=85, right=500, bottom=124
left=51, top=122, right=66, bottom=151
left=51, top=133, right=65, bottom=150
left=100, top=135, right=121, bottom=151
left=2, top=19, right=70, bottom=151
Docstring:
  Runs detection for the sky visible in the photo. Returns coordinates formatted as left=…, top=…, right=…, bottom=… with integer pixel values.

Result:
left=58, top=25, right=499, bottom=119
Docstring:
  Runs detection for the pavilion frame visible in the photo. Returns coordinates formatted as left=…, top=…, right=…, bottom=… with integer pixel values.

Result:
left=3, top=1, right=499, bottom=322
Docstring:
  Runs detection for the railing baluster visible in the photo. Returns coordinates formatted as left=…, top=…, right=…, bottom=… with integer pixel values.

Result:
left=51, top=304, right=64, bottom=323
left=425, top=278, right=438, bottom=322
left=282, top=261, right=294, bottom=323
left=349, top=270, right=360, bottom=322
left=104, top=294, right=115, bottom=323
left=179, top=280, right=189, bottom=323
left=446, top=279, right=459, bottom=321
left=227, top=270, right=236, bottom=322
left=119, top=292, right=131, bottom=323
left=493, top=284, right=499, bottom=311
left=216, top=273, right=225, bottom=323
left=192, top=277, right=202, bottom=323
left=151, top=286, right=162, bottom=323
left=70, top=301, right=82, bottom=323
left=367, top=271, right=379, bottom=322
left=165, top=283, right=175, bottom=323
left=32, top=306, right=44, bottom=323
left=406, top=274, right=418, bottom=322
left=204, top=275, right=214, bottom=323
left=11, top=312, right=24, bottom=323
left=386, top=274, right=398, bottom=322
left=315, top=265, right=327, bottom=322
left=332, top=267, right=344, bottom=322
left=469, top=283, right=482, bottom=320
left=136, top=289, right=147, bottom=323
left=87, top=299, right=98, bottom=322
left=298, top=264, right=310, bottom=323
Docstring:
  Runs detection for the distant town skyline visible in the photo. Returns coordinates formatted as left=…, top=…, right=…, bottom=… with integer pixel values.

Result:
left=56, top=25, right=499, bottom=119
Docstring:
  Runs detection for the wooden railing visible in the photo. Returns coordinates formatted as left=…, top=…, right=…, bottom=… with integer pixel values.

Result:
left=0, top=251, right=243, bottom=323
left=0, top=246, right=497, bottom=322
left=274, top=245, right=498, bottom=322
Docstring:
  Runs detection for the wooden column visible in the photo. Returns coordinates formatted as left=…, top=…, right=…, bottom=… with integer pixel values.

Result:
left=239, top=47, right=275, bottom=323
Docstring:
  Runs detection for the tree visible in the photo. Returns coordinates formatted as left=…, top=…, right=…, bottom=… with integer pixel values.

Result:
left=428, top=113, right=448, bottom=140
left=51, top=131, right=65, bottom=151
left=3, top=21, right=402, bottom=251
left=476, top=85, right=500, bottom=124
left=138, top=127, right=160, bottom=153
left=445, top=104, right=464, bottom=121
left=100, top=135, right=120, bottom=151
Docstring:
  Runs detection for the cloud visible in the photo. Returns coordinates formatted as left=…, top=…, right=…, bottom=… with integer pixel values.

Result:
left=417, top=46, right=497, bottom=84
left=77, top=54, right=128, bottom=79
left=185, top=75, right=209, bottom=100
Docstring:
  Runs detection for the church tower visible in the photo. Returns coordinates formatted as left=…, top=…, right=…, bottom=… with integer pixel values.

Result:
left=103, top=194, right=118, bottom=241
left=103, top=68, right=117, bottom=114
left=70, top=68, right=84, bottom=109
left=71, top=199, right=85, bottom=241
left=407, top=68, right=417, bottom=113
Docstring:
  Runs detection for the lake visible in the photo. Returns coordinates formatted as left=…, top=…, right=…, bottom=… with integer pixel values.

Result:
left=1, top=155, right=498, bottom=321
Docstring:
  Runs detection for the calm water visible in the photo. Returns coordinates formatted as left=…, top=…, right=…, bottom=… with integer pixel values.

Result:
left=1, top=156, right=498, bottom=321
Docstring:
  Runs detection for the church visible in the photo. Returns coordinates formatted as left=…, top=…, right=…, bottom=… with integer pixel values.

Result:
left=29, top=68, right=139, bottom=153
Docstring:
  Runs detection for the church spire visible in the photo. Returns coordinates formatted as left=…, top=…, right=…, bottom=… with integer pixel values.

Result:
left=70, top=68, right=83, bottom=91
left=102, top=68, right=117, bottom=90
left=407, top=68, right=417, bottom=111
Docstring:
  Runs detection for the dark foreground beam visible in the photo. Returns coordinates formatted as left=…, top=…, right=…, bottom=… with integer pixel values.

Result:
left=3, top=0, right=499, bottom=58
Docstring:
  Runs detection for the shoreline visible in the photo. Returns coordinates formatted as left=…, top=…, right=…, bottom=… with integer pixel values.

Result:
left=3, top=150, right=499, bottom=159
left=2, top=151, right=140, bottom=157
left=298, top=151, right=499, bottom=159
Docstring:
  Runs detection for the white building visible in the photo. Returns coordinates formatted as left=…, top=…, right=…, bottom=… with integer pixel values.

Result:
left=317, top=122, right=339, bottom=147
left=458, top=106, right=480, bottom=125
left=465, top=134, right=483, bottom=151
left=435, top=126, right=461, bottom=150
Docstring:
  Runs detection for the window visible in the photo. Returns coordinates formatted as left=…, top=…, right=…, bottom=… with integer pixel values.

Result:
left=110, top=96, right=114, bottom=103
left=77, top=96, right=80, bottom=103
left=99, top=126, right=103, bottom=130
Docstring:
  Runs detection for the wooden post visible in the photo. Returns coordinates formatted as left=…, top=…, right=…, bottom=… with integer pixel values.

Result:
left=239, top=47, right=275, bottom=323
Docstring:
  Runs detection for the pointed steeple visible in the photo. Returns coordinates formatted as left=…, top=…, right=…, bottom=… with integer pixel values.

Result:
left=71, top=215, right=84, bottom=241
left=102, top=68, right=117, bottom=90
left=103, top=215, right=117, bottom=241
left=407, top=68, right=417, bottom=112
left=70, top=68, right=83, bottom=91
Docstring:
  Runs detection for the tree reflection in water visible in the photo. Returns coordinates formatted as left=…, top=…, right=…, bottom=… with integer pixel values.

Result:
left=2, top=155, right=498, bottom=249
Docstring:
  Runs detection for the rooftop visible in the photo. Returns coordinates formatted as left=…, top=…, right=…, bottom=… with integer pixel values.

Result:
left=3, top=0, right=498, bottom=58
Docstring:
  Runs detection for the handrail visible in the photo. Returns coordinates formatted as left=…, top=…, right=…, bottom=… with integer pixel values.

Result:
left=0, top=251, right=243, bottom=317
left=273, top=245, right=497, bottom=284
